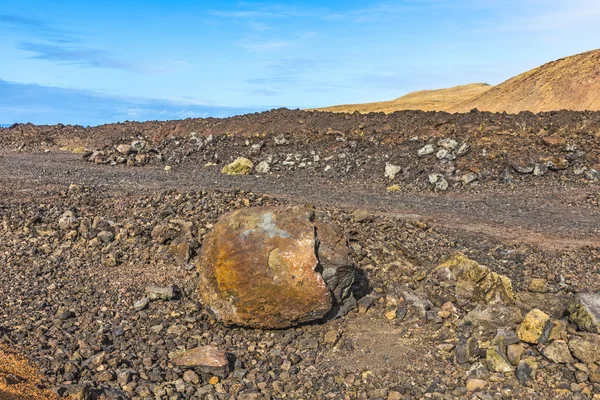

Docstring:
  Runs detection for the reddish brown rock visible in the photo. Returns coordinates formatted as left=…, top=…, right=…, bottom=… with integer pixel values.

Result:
left=171, top=345, right=230, bottom=377
left=197, top=206, right=354, bottom=329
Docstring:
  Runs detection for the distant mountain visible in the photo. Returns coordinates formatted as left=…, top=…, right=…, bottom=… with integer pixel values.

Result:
left=451, top=49, right=600, bottom=113
left=0, top=124, right=11, bottom=128
left=317, top=49, right=600, bottom=114
left=315, top=83, right=491, bottom=113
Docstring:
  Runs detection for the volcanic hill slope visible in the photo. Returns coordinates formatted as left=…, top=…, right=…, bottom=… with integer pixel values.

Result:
left=452, top=49, right=600, bottom=113
left=315, top=83, right=491, bottom=113
left=318, top=49, right=600, bottom=114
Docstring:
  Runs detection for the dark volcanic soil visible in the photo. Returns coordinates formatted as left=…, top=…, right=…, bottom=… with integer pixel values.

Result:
left=1, top=109, right=600, bottom=399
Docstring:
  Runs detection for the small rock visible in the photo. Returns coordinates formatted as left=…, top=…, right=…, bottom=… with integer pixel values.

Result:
left=255, top=161, right=270, bottom=174
left=172, top=345, right=230, bottom=377
left=486, top=347, right=513, bottom=373
left=507, top=343, right=525, bottom=366
left=97, top=230, right=114, bottom=243
left=145, top=285, right=178, bottom=301
left=466, top=378, right=487, bottom=392
left=134, top=297, right=149, bottom=311
left=385, top=163, right=401, bottom=180
left=455, top=337, right=479, bottom=364
left=568, top=333, right=600, bottom=363
left=461, top=173, right=478, bottom=185
left=456, top=143, right=470, bottom=157
left=417, top=144, right=435, bottom=157
left=517, top=309, right=551, bottom=344
left=183, top=370, right=200, bottom=384
left=569, top=293, right=600, bottom=333
left=324, top=330, right=339, bottom=345
left=516, top=358, right=537, bottom=383
left=357, top=295, right=375, bottom=314
left=528, top=278, right=549, bottom=293
left=438, top=138, right=458, bottom=150
left=116, top=144, right=132, bottom=155
left=541, top=340, right=575, bottom=363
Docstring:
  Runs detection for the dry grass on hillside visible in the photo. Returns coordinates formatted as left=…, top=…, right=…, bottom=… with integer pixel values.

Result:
left=315, top=83, right=491, bottom=113
left=451, top=49, right=600, bottom=113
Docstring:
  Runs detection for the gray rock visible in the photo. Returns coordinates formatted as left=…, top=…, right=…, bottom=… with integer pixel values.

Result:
left=568, top=293, right=600, bottom=333
left=533, top=164, right=548, bottom=176
left=145, top=285, right=178, bottom=301
left=255, top=161, right=271, bottom=174
left=512, top=163, right=534, bottom=174
left=516, top=359, right=537, bottom=383
left=417, top=144, right=435, bottom=157
left=437, top=138, right=458, bottom=150
left=461, top=173, right=478, bottom=185
left=134, top=297, right=149, bottom=311
left=456, top=143, right=470, bottom=157
left=385, top=163, right=402, bottom=180
left=585, top=169, right=600, bottom=181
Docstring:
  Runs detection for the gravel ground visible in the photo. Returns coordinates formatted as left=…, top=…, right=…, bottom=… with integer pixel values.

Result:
left=1, top=111, right=600, bottom=399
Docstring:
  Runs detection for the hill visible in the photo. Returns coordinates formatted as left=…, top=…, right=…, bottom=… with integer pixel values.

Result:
left=451, top=49, right=600, bottom=113
left=315, top=83, right=491, bottom=113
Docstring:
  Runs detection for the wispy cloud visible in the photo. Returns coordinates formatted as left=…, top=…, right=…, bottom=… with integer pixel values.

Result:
left=0, top=79, right=268, bottom=125
left=18, top=41, right=134, bottom=70
left=0, top=14, right=76, bottom=43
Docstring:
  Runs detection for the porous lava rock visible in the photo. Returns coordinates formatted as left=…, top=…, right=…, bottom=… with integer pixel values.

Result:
left=198, top=206, right=356, bottom=329
left=197, top=206, right=355, bottom=329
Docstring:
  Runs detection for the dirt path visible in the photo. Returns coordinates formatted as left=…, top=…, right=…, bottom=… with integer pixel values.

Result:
left=2, top=150, right=600, bottom=251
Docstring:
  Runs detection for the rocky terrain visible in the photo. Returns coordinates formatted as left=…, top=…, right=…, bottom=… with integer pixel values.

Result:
left=1, top=108, right=600, bottom=399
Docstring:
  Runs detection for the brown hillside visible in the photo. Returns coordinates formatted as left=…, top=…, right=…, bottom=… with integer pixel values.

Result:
left=452, top=49, right=600, bottom=113
left=315, top=83, right=491, bottom=113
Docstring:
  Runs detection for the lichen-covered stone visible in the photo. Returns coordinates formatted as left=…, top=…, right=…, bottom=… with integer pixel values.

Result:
left=517, top=309, right=551, bottom=344
left=437, top=253, right=514, bottom=304
left=196, top=206, right=355, bottom=329
left=221, top=157, right=253, bottom=175
left=568, top=293, right=600, bottom=333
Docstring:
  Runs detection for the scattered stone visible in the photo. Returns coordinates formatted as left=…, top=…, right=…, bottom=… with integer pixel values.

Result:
left=145, top=285, right=178, bottom=300
left=357, top=295, right=375, bottom=314
left=428, top=174, right=449, bottom=191
left=466, top=378, right=487, bottom=392
left=568, top=333, right=600, bottom=363
left=517, top=309, right=552, bottom=344
left=438, top=138, right=458, bottom=150
left=456, top=142, right=470, bottom=157
left=324, top=330, right=339, bottom=345
left=486, top=346, right=513, bottom=373
left=541, top=340, right=575, bottom=363
left=455, top=337, right=479, bottom=364
left=417, top=144, right=435, bottom=157
left=461, top=173, right=478, bottom=185
left=516, top=358, right=537, bottom=383
left=183, top=370, right=200, bottom=384
left=116, top=144, right=132, bottom=155
left=528, top=278, right=549, bottom=293
left=255, top=161, right=270, bottom=174
left=196, top=206, right=355, bottom=329
left=221, top=157, right=253, bottom=175
left=385, top=163, right=402, bottom=180
left=437, top=253, right=514, bottom=304
left=171, top=345, right=230, bottom=377
left=507, top=343, right=525, bottom=366
left=133, top=297, right=149, bottom=311
left=568, top=293, right=600, bottom=333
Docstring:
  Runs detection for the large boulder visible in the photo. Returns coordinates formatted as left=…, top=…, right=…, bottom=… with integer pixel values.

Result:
left=197, top=206, right=355, bottom=329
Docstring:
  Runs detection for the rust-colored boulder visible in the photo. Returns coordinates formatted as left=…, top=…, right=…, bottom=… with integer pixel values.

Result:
left=197, top=206, right=355, bottom=329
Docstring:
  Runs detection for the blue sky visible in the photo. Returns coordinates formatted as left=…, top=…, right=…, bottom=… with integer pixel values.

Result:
left=1, top=0, right=600, bottom=125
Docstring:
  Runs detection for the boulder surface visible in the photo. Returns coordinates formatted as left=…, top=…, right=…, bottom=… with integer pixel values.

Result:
left=197, top=206, right=355, bottom=329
